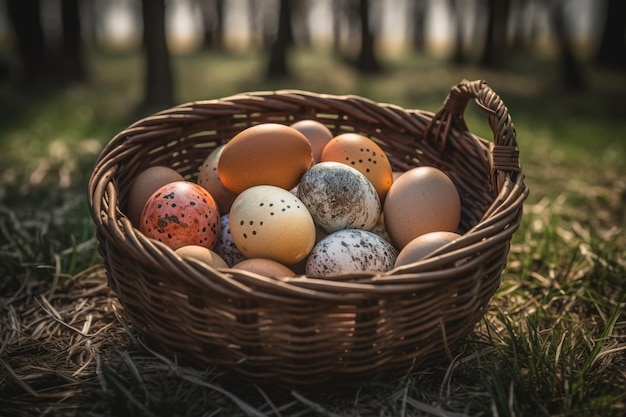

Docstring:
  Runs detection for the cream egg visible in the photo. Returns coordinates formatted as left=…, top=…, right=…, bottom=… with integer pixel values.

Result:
left=229, top=185, right=316, bottom=265
left=197, top=145, right=238, bottom=214
left=394, top=231, right=461, bottom=267
left=175, top=245, right=229, bottom=269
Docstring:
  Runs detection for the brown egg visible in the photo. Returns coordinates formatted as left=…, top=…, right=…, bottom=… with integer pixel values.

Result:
left=175, top=245, right=229, bottom=268
left=126, top=166, right=184, bottom=227
left=290, top=119, right=334, bottom=163
left=232, top=258, right=296, bottom=279
left=218, top=123, right=312, bottom=194
left=394, top=231, right=461, bottom=267
left=383, top=166, right=461, bottom=249
left=320, top=133, right=393, bottom=201
left=197, top=145, right=238, bottom=214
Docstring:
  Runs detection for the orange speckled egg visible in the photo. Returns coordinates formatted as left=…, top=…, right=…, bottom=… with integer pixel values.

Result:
left=232, top=258, right=296, bottom=279
left=127, top=166, right=184, bottom=227
left=140, top=181, right=220, bottom=251
left=175, top=245, right=229, bottom=268
left=320, top=133, right=393, bottom=201
left=218, top=123, right=312, bottom=194
left=229, top=185, right=316, bottom=265
left=394, top=231, right=461, bottom=267
left=197, top=144, right=238, bottom=214
left=290, top=119, right=334, bottom=163
left=383, top=167, right=461, bottom=249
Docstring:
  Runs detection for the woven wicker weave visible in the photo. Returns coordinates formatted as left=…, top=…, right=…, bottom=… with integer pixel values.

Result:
left=88, top=79, right=528, bottom=387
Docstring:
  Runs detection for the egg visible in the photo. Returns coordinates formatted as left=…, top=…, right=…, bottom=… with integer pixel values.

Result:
left=305, top=229, right=397, bottom=277
left=175, top=245, right=229, bottom=269
left=394, top=231, right=461, bottom=267
left=383, top=166, right=461, bottom=249
left=320, top=133, right=393, bottom=201
left=218, top=123, right=312, bottom=194
left=197, top=144, right=238, bottom=214
left=290, top=119, right=334, bottom=163
left=229, top=185, right=316, bottom=265
left=232, top=258, right=296, bottom=279
left=212, top=214, right=246, bottom=267
left=139, top=181, right=221, bottom=251
left=127, top=166, right=184, bottom=227
left=297, top=161, right=380, bottom=233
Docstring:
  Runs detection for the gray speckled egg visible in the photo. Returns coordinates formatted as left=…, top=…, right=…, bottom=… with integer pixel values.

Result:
left=297, top=161, right=380, bottom=233
left=305, top=229, right=397, bottom=277
left=213, top=214, right=245, bottom=267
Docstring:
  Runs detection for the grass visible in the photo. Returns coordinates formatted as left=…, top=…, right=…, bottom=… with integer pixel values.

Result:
left=1, top=47, right=625, bottom=416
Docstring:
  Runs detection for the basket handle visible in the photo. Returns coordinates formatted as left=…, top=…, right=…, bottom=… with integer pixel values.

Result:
left=425, top=79, right=521, bottom=193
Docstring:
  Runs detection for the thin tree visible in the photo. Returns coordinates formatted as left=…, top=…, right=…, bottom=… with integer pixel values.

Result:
left=596, top=0, right=626, bottom=68
left=550, top=0, right=586, bottom=91
left=479, top=0, right=511, bottom=68
left=59, top=0, right=85, bottom=82
left=200, top=0, right=225, bottom=49
left=5, top=0, right=48, bottom=84
left=138, top=0, right=175, bottom=115
left=356, top=0, right=383, bottom=73
left=267, top=0, right=294, bottom=79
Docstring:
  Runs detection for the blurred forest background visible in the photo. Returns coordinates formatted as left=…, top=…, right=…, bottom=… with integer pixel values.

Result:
left=0, top=0, right=624, bottom=111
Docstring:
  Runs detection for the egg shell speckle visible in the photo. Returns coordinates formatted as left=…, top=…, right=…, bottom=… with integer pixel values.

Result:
left=213, top=214, right=246, bottom=267
left=139, top=181, right=221, bottom=251
left=305, top=229, right=397, bottom=277
left=297, top=161, right=380, bottom=233
left=229, top=185, right=316, bottom=265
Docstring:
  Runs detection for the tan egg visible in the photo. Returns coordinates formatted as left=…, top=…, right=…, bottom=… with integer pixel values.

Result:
left=197, top=145, right=238, bottom=214
left=320, top=133, right=393, bottom=201
left=394, top=231, right=461, bottom=267
left=290, top=119, right=334, bottom=163
left=218, top=123, right=312, bottom=194
left=232, top=258, right=296, bottom=279
left=175, top=245, right=229, bottom=268
left=126, top=166, right=184, bottom=227
left=229, top=185, right=316, bottom=265
left=384, top=166, right=461, bottom=249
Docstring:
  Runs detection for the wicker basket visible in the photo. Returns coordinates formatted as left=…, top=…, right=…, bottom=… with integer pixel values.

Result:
left=88, top=79, right=528, bottom=387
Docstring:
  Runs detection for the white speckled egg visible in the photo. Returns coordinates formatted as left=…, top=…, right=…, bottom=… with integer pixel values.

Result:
left=297, top=161, right=380, bottom=233
left=212, top=214, right=246, bottom=267
left=305, top=229, right=397, bottom=277
left=229, top=185, right=316, bottom=265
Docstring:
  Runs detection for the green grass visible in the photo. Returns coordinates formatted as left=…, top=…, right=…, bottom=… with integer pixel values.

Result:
left=1, top=48, right=625, bottom=416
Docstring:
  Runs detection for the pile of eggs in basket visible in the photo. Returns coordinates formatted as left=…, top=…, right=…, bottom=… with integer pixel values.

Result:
left=127, top=121, right=462, bottom=278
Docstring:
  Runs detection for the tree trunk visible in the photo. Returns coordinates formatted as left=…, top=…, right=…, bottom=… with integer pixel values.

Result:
left=411, top=0, right=428, bottom=51
left=479, top=0, right=511, bottom=68
left=356, top=0, right=383, bottom=73
left=139, top=0, right=175, bottom=114
left=551, top=0, right=586, bottom=91
left=6, top=0, right=48, bottom=84
left=60, top=0, right=85, bottom=82
left=201, top=0, right=224, bottom=49
left=596, top=0, right=626, bottom=67
left=266, top=0, right=293, bottom=79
